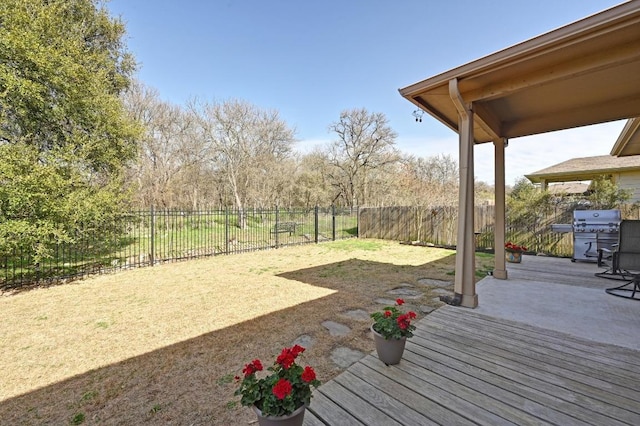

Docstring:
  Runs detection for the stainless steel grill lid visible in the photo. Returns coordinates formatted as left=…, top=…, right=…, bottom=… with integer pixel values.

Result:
left=572, top=209, right=620, bottom=262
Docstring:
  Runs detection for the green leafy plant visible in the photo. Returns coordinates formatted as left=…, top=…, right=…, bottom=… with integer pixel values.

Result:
left=71, top=412, right=85, bottom=425
left=234, top=345, right=320, bottom=417
left=371, top=299, right=417, bottom=340
left=216, top=373, right=235, bottom=386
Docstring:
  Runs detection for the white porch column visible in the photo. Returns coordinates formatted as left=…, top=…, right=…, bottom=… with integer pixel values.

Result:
left=450, top=79, right=478, bottom=308
left=493, top=138, right=508, bottom=279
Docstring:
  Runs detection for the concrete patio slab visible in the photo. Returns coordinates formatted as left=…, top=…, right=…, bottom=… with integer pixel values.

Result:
left=475, top=254, right=640, bottom=351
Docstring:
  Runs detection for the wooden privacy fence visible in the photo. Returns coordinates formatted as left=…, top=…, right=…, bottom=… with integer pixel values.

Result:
left=359, top=204, right=640, bottom=257
left=359, top=206, right=459, bottom=247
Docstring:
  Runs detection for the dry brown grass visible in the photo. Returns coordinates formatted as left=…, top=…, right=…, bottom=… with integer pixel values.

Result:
left=0, top=239, right=493, bottom=425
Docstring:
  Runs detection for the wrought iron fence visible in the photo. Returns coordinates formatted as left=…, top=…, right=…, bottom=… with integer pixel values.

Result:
left=1, top=206, right=358, bottom=290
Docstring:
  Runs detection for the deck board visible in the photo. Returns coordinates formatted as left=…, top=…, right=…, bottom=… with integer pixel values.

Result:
left=333, top=371, right=438, bottom=426
left=419, top=317, right=640, bottom=408
left=344, top=362, right=468, bottom=426
left=358, top=356, right=513, bottom=426
left=434, top=308, right=640, bottom=373
left=402, top=338, right=629, bottom=426
left=425, top=312, right=640, bottom=392
left=306, top=390, right=365, bottom=425
left=409, top=330, right=639, bottom=425
left=305, top=305, right=640, bottom=425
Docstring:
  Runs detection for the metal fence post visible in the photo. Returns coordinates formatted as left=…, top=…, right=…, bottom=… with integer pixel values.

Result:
left=275, top=206, right=280, bottom=248
left=225, top=208, right=229, bottom=254
left=332, top=205, right=336, bottom=241
left=149, top=206, right=155, bottom=266
left=313, top=206, right=320, bottom=244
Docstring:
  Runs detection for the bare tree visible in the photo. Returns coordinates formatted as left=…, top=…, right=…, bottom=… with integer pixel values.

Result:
left=123, top=82, right=213, bottom=209
left=289, top=150, right=335, bottom=209
left=192, top=99, right=296, bottom=227
left=327, top=108, right=399, bottom=206
left=395, top=154, right=459, bottom=207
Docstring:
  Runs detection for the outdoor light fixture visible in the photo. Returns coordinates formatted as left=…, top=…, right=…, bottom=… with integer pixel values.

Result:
left=412, top=109, right=424, bottom=122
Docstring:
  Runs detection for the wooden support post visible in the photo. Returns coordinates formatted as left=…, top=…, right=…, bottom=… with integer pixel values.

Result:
left=493, top=138, right=508, bottom=279
left=450, top=78, right=478, bottom=308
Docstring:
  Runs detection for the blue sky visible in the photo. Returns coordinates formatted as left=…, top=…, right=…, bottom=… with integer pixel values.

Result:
left=107, top=0, right=627, bottom=185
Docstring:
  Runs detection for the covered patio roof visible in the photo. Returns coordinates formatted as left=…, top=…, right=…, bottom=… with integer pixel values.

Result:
left=399, top=1, right=640, bottom=308
left=399, top=1, right=640, bottom=147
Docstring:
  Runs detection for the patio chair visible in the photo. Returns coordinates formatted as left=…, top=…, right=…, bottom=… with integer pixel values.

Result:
left=600, top=220, right=640, bottom=300
left=595, top=243, right=633, bottom=281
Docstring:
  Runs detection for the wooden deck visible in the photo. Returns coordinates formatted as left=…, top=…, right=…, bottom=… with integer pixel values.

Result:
left=304, top=305, right=640, bottom=425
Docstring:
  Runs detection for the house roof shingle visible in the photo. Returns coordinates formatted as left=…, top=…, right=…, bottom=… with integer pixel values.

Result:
left=546, top=182, right=590, bottom=195
left=525, top=155, right=640, bottom=183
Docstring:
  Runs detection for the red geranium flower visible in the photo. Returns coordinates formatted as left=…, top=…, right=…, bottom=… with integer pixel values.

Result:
left=301, top=366, right=316, bottom=383
left=291, top=344, right=305, bottom=357
left=277, top=348, right=296, bottom=369
left=397, top=313, right=414, bottom=330
left=371, top=300, right=418, bottom=340
left=234, top=345, right=320, bottom=418
left=505, top=242, right=527, bottom=252
left=272, top=378, right=292, bottom=400
left=242, top=359, right=263, bottom=377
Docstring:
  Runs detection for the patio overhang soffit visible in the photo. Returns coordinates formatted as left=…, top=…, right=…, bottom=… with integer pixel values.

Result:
left=399, top=1, right=640, bottom=148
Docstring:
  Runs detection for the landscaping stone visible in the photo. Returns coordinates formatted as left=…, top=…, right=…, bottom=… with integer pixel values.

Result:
left=322, top=321, right=351, bottom=337
left=387, top=287, right=423, bottom=299
left=432, top=297, right=444, bottom=304
left=417, top=278, right=452, bottom=287
left=342, top=309, right=371, bottom=321
left=397, top=282, right=414, bottom=288
left=420, top=305, right=436, bottom=314
left=330, top=347, right=366, bottom=368
left=375, top=298, right=397, bottom=306
left=432, top=288, right=453, bottom=296
left=292, top=334, right=314, bottom=349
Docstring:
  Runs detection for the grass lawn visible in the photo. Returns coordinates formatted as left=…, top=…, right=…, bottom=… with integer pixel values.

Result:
left=0, top=239, right=493, bottom=425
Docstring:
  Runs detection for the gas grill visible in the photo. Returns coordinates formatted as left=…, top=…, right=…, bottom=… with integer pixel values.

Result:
left=571, top=209, right=621, bottom=262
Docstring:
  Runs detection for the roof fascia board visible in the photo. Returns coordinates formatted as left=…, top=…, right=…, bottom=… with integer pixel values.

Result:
left=611, top=117, right=640, bottom=155
left=526, top=166, right=639, bottom=181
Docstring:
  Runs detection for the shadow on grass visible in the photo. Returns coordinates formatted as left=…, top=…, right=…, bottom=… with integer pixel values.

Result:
left=0, top=254, right=460, bottom=424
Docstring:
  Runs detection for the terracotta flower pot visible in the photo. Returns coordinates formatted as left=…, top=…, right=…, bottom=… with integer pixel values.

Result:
left=371, top=325, right=407, bottom=365
left=252, top=404, right=306, bottom=426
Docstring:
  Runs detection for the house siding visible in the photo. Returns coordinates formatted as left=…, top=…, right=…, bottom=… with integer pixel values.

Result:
left=616, top=171, right=640, bottom=203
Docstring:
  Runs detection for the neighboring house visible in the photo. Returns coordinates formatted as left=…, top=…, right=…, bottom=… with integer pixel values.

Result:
left=546, top=182, right=590, bottom=197
left=525, top=154, right=640, bottom=202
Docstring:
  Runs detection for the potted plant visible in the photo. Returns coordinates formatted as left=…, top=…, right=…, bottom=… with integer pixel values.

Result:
left=370, top=298, right=417, bottom=365
left=505, top=241, right=527, bottom=263
left=234, top=345, right=320, bottom=426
